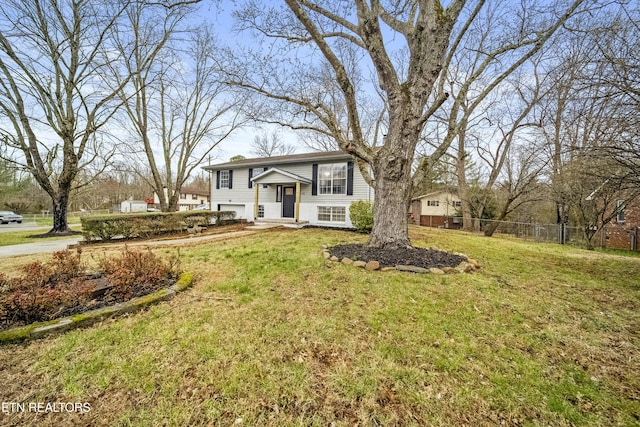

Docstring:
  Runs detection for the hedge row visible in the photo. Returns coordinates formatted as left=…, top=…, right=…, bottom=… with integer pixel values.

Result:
left=81, top=210, right=236, bottom=242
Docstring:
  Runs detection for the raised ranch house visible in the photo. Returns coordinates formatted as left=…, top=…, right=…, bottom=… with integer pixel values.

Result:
left=203, top=151, right=373, bottom=228
left=411, top=190, right=462, bottom=229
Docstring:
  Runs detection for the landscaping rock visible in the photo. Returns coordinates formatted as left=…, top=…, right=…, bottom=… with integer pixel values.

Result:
left=330, top=255, right=339, bottom=262
left=467, top=258, right=480, bottom=269
left=323, top=251, right=331, bottom=259
left=342, top=257, right=354, bottom=265
left=429, top=268, right=445, bottom=274
left=456, top=261, right=476, bottom=273
left=353, top=261, right=366, bottom=268
left=381, top=267, right=396, bottom=272
left=365, top=260, right=380, bottom=270
left=442, top=267, right=458, bottom=274
left=396, top=264, right=429, bottom=274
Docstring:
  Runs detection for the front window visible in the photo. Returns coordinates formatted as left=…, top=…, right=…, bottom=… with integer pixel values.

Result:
left=180, top=193, right=187, bottom=200
left=258, top=205, right=265, bottom=218
left=617, top=200, right=625, bottom=223
left=427, top=200, right=439, bottom=207
left=319, top=163, right=347, bottom=195
left=192, top=194, right=198, bottom=200
left=220, top=171, right=230, bottom=189
left=318, top=206, right=346, bottom=222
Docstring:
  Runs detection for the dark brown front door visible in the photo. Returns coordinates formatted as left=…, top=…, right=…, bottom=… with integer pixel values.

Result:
left=282, top=186, right=295, bottom=218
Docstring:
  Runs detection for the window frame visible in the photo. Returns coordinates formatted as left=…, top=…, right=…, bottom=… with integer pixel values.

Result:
left=219, top=170, right=230, bottom=189
left=318, top=163, right=348, bottom=195
left=317, top=206, right=346, bottom=223
left=617, top=200, right=626, bottom=223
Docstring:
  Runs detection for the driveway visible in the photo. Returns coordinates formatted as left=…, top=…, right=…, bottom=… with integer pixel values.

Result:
left=0, top=228, right=272, bottom=258
left=0, top=236, right=84, bottom=258
left=0, top=223, right=50, bottom=233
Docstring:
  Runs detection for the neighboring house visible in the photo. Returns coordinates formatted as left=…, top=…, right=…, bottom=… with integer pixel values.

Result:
left=120, top=200, right=148, bottom=213
left=153, top=186, right=211, bottom=211
left=202, top=151, right=373, bottom=227
left=411, top=191, right=462, bottom=229
left=602, top=197, right=640, bottom=250
left=178, top=185, right=210, bottom=211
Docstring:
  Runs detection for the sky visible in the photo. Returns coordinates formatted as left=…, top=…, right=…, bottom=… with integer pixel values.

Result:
left=198, top=1, right=307, bottom=164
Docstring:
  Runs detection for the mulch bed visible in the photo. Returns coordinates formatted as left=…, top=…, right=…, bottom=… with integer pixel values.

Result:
left=330, top=244, right=466, bottom=269
left=0, top=275, right=177, bottom=331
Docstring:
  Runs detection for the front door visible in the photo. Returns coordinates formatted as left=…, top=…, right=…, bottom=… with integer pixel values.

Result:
left=282, top=186, right=295, bottom=218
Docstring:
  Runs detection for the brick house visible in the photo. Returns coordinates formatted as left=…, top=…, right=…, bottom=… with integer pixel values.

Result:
left=602, top=197, right=640, bottom=250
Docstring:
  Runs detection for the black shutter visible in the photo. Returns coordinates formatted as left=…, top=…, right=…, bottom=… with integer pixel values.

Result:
left=248, top=168, right=253, bottom=189
left=216, top=171, right=220, bottom=189
left=262, top=167, right=269, bottom=188
left=347, top=161, right=354, bottom=196
left=312, top=164, right=318, bottom=196
left=228, top=170, right=233, bottom=189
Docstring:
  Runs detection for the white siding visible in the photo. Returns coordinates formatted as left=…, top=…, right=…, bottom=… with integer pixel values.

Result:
left=420, top=192, right=461, bottom=216
left=210, top=159, right=373, bottom=227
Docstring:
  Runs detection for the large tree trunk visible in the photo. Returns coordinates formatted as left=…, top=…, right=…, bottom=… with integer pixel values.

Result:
left=368, top=155, right=413, bottom=249
left=50, top=190, right=72, bottom=234
left=367, top=129, right=417, bottom=249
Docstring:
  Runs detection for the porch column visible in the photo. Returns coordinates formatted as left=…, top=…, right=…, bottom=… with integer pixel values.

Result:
left=295, top=181, right=301, bottom=222
left=254, top=183, right=259, bottom=220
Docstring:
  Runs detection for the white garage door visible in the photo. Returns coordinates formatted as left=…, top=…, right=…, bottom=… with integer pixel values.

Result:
left=218, top=204, right=245, bottom=219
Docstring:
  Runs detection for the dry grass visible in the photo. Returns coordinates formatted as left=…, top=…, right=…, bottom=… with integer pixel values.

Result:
left=0, top=226, right=638, bottom=426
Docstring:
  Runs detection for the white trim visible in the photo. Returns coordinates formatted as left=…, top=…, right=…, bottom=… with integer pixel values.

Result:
left=251, top=167, right=311, bottom=184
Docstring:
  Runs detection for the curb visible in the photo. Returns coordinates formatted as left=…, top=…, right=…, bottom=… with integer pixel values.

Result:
left=0, top=272, right=194, bottom=344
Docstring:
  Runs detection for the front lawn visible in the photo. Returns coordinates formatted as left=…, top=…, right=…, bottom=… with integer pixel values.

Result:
left=0, top=229, right=82, bottom=247
left=0, top=227, right=638, bottom=426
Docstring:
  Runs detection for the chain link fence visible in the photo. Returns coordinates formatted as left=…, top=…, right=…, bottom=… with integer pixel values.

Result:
left=474, top=218, right=622, bottom=249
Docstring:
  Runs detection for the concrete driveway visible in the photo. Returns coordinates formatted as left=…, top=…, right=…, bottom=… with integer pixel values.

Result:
left=0, top=228, right=268, bottom=258
left=0, top=236, right=84, bottom=258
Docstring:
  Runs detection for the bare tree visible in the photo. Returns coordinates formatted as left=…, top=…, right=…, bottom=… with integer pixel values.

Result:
left=414, top=0, right=588, bottom=232
left=113, top=11, right=244, bottom=212
left=535, top=8, right=637, bottom=232
left=0, top=0, right=137, bottom=233
left=230, top=0, right=588, bottom=249
left=251, top=131, right=297, bottom=157
left=482, top=144, right=547, bottom=236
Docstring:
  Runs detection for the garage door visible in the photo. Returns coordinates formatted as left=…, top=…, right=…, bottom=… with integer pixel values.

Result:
left=218, top=204, right=245, bottom=219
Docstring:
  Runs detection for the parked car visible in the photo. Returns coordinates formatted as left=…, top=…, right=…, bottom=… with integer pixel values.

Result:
left=193, top=203, right=210, bottom=210
left=0, top=211, right=23, bottom=224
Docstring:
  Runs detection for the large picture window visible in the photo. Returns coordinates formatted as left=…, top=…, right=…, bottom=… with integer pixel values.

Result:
left=318, top=163, right=347, bottom=195
left=318, top=206, right=346, bottom=222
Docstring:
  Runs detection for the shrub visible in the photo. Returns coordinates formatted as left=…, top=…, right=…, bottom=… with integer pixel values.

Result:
left=97, top=247, right=181, bottom=304
left=0, top=248, right=181, bottom=329
left=349, top=200, right=374, bottom=233
left=81, top=210, right=237, bottom=242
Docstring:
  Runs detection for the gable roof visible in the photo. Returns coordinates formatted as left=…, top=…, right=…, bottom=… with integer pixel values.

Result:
left=251, top=168, right=312, bottom=184
left=180, top=185, right=210, bottom=196
left=412, top=190, right=459, bottom=201
left=202, top=150, right=352, bottom=170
